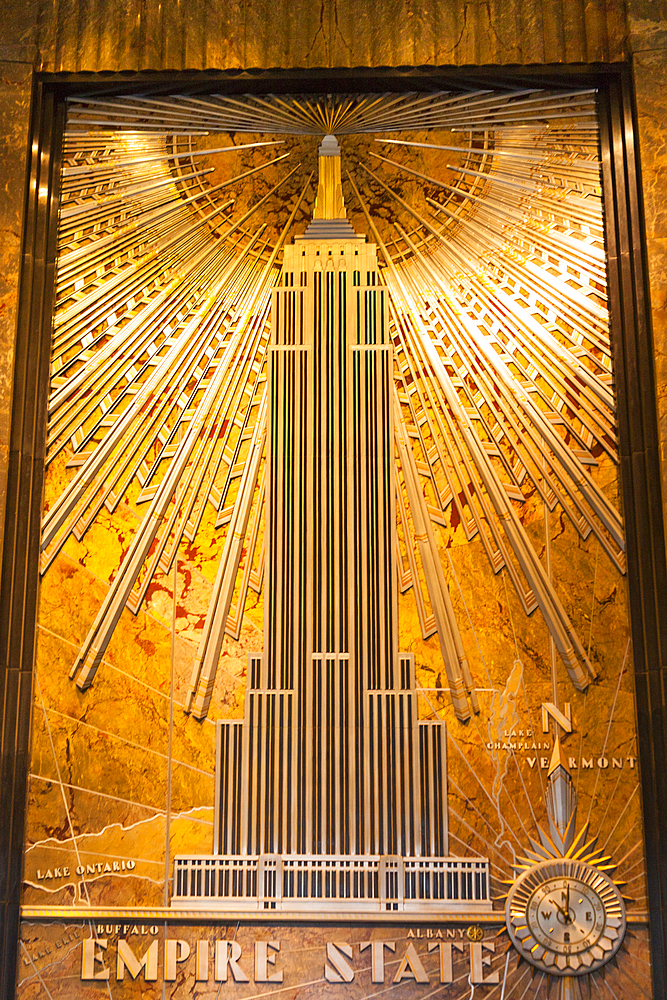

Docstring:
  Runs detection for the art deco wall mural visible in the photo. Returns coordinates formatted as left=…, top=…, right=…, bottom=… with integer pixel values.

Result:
left=18, top=85, right=650, bottom=999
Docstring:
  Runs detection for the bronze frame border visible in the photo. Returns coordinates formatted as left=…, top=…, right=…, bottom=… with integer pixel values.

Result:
left=598, top=71, right=667, bottom=995
left=1, top=63, right=665, bottom=999
left=0, top=79, right=65, bottom=1000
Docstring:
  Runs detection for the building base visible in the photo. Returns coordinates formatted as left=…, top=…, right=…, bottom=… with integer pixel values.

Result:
left=171, top=854, right=492, bottom=914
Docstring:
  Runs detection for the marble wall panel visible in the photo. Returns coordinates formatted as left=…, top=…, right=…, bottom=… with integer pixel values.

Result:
left=0, top=0, right=631, bottom=72
left=630, top=38, right=667, bottom=548
left=0, top=61, right=31, bottom=561
left=628, top=0, right=667, bottom=55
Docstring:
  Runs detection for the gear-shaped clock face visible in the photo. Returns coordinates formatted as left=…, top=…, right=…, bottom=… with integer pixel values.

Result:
left=506, top=858, right=626, bottom=975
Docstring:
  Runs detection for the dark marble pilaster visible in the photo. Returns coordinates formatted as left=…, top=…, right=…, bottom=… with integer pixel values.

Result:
left=0, top=60, right=33, bottom=1000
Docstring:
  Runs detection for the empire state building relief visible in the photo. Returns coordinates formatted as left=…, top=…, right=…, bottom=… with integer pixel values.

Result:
left=19, top=86, right=648, bottom=999
left=171, top=134, right=487, bottom=914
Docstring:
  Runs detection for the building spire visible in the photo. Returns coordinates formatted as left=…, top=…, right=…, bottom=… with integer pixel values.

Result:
left=313, top=134, right=347, bottom=220
left=300, top=134, right=361, bottom=241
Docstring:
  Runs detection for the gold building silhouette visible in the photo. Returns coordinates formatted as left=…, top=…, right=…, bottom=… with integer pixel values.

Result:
left=172, top=136, right=490, bottom=914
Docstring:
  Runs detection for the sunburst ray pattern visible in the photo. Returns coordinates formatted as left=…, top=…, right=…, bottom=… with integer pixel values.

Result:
left=43, top=87, right=621, bottom=725
left=65, top=88, right=597, bottom=135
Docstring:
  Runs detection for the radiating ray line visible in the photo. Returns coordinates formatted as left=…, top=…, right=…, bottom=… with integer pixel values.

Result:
left=446, top=815, right=512, bottom=874
left=38, top=621, right=240, bottom=711
left=64, top=89, right=596, bottom=136
left=24, top=844, right=163, bottom=867
left=29, top=774, right=213, bottom=823
left=613, top=958, right=654, bottom=998
left=619, top=858, right=647, bottom=880
left=18, top=939, right=87, bottom=990
left=445, top=730, right=530, bottom=850
left=447, top=772, right=524, bottom=853
left=482, top=959, right=530, bottom=1000
left=586, top=639, right=631, bottom=826
left=468, top=714, right=541, bottom=842
left=601, top=785, right=639, bottom=851
left=595, top=974, right=621, bottom=999
left=615, top=834, right=642, bottom=867
left=34, top=674, right=93, bottom=906
left=19, top=942, right=56, bottom=1000
left=43, top=707, right=214, bottom=777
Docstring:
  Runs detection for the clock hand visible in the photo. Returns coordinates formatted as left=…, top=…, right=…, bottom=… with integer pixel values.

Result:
left=547, top=895, right=574, bottom=925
